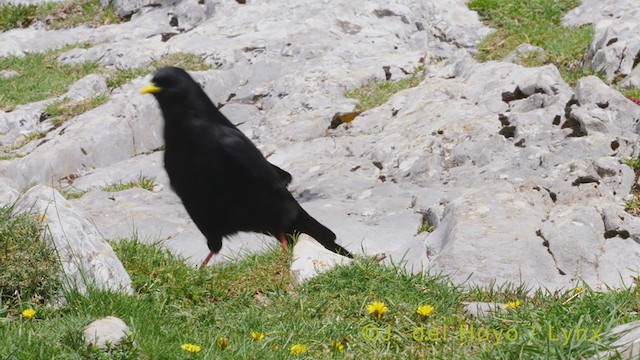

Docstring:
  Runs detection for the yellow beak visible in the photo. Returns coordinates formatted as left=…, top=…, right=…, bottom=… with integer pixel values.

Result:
left=141, top=83, right=162, bottom=94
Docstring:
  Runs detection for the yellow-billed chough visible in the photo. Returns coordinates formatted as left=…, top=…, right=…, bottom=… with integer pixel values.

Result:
left=141, top=67, right=352, bottom=266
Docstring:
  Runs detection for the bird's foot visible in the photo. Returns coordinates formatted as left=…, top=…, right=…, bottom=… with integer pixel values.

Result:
left=200, top=251, right=215, bottom=270
left=278, top=232, right=287, bottom=252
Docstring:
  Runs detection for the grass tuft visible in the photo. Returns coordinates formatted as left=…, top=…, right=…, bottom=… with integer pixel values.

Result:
left=0, top=3, right=37, bottom=31
left=347, top=74, right=425, bottom=112
left=101, top=176, right=157, bottom=192
left=417, top=224, right=434, bottom=234
left=58, top=187, right=88, bottom=200
left=0, top=206, right=62, bottom=309
left=44, top=95, right=109, bottom=127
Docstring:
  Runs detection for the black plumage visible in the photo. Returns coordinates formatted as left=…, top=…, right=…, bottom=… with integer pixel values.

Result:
left=141, top=66, right=352, bottom=266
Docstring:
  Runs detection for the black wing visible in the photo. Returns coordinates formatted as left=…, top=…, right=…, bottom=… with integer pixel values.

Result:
left=214, top=126, right=290, bottom=190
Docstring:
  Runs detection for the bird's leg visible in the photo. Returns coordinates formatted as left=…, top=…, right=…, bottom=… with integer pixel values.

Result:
left=200, top=251, right=215, bottom=270
left=278, top=231, right=287, bottom=252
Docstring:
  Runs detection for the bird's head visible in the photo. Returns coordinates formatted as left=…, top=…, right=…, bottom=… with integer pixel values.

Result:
left=141, top=66, right=195, bottom=100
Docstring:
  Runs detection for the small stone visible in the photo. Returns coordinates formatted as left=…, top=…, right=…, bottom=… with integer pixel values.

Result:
left=83, top=316, right=130, bottom=349
left=463, top=302, right=506, bottom=318
left=0, top=70, right=19, bottom=79
left=504, top=43, right=545, bottom=64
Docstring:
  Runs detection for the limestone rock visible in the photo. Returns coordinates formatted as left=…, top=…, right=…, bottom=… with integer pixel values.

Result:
left=564, top=1, right=640, bottom=85
left=291, top=234, right=353, bottom=285
left=83, top=316, right=130, bottom=349
left=591, top=320, right=640, bottom=360
left=463, top=302, right=506, bottom=318
left=13, top=185, right=132, bottom=294
left=65, top=74, right=108, bottom=102
left=99, top=0, right=178, bottom=19
left=0, top=177, right=20, bottom=205
left=504, top=43, right=545, bottom=64
left=0, top=70, right=19, bottom=79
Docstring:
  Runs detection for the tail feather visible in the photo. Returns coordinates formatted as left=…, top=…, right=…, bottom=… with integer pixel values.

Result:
left=293, top=208, right=353, bottom=258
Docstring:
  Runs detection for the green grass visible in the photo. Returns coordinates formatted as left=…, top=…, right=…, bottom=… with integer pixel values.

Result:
left=0, top=50, right=208, bottom=111
left=1, top=236, right=638, bottom=358
left=101, top=176, right=157, bottom=192
left=57, top=175, right=157, bottom=200
left=0, top=205, right=62, bottom=309
left=620, top=87, right=640, bottom=101
left=625, top=157, right=640, bottom=170
left=0, top=45, right=100, bottom=110
left=468, top=0, right=596, bottom=86
left=0, top=3, right=37, bottom=31
left=0, top=153, right=24, bottom=161
left=347, top=74, right=425, bottom=112
left=417, top=224, right=434, bottom=234
left=44, top=95, right=109, bottom=127
left=58, top=187, right=89, bottom=200
left=0, top=0, right=119, bottom=32
left=107, top=53, right=211, bottom=89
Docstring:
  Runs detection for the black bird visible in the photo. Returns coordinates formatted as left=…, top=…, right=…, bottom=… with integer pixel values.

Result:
left=141, top=67, right=352, bottom=266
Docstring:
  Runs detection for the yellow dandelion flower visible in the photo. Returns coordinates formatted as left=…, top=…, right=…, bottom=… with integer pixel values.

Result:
left=417, top=304, right=435, bottom=317
left=330, top=341, right=345, bottom=351
left=181, top=343, right=202, bottom=353
left=217, top=337, right=228, bottom=349
left=290, top=343, right=308, bottom=355
left=574, top=287, right=583, bottom=293
left=503, top=300, right=521, bottom=310
left=22, top=308, right=36, bottom=319
left=366, top=301, right=388, bottom=319
left=251, top=331, right=265, bottom=341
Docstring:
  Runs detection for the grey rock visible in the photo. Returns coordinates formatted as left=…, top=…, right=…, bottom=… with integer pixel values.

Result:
left=427, top=182, right=564, bottom=290
left=0, top=81, right=163, bottom=188
left=66, top=74, right=108, bottom=101
left=13, top=185, right=132, bottom=294
left=290, top=234, right=352, bottom=285
left=563, top=0, right=639, bottom=28
left=504, top=43, right=545, bottom=64
left=0, top=177, right=20, bottom=205
left=60, top=151, right=168, bottom=191
left=83, top=316, right=130, bottom=349
left=463, top=302, right=506, bottom=318
left=573, top=76, right=640, bottom=134
left=591, top=320, right=640, bottom=360
left=564, top=1, right=640, bottom=84
left=0, top=7, right=174, bottom=58
left=0, top=99, right=51, bottom=149
left=0, top=70, right=19, bottom=79
left=172, top=0, right=215, bottom=31
left=58, top=40, right=168, bottom=70
left=101, top=0, right=178, bottom=18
